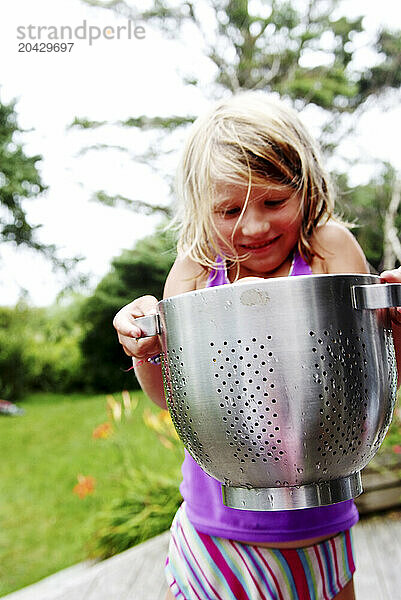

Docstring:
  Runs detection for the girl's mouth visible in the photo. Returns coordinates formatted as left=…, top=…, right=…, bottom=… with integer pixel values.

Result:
left=240, top=236, right=281, bottom=253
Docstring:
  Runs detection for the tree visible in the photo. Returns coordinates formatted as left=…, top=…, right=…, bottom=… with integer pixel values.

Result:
left=0, top=297, right=85, bottom=400
left=335, top=164, right=401, bottom=271
left=78, top=0, right=401, bottom=271
left=0, top=98, right=46, bottom=250
left=79, top=1, right=401, bottom=159
left=0, top=96, right=83, bottom=276
left=79, top=226, right=176, bottom=391
left=383, top=179, right=401, bottom=270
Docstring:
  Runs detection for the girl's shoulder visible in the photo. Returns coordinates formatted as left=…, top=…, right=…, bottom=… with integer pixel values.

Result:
left=163, top=255, right=209, bottom=299
left=310, top=221, right=369, bottom=275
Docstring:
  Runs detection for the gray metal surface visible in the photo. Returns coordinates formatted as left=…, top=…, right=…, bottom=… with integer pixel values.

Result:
left=135, top=274, right=400, bottom=510
left=222, top=472, right=362, bottom=510
left=352, top=282, right=401, bottom=310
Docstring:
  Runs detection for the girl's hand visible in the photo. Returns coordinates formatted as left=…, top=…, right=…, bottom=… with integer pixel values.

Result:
left=113, top=295, right=161, bottom=361
left=380, top=267, right=401, bottom=326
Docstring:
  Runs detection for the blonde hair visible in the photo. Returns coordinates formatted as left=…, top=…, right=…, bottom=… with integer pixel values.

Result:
left=173, top=92, right=335, bottom=272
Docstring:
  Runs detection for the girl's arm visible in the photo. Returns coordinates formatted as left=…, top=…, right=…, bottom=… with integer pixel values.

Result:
left=312, top=221, right=401, bottom=386
left=113, top=294, right=166, bottom=408
left=113, top=255, right=204, bottom=409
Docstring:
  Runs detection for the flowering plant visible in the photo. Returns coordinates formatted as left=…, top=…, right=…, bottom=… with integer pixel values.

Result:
left=75, top=390, right=183, bottom=558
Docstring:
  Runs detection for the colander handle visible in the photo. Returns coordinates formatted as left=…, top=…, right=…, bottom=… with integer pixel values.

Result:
left=132, top=314, right=161, bottom=337
left=351, top=283, right=401, bottom=310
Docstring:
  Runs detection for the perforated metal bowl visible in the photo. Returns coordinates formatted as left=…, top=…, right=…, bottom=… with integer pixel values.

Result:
left=134, top=274, right=401, bottom=510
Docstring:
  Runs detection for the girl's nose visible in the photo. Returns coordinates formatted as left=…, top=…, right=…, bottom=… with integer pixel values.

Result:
left=240, top=209, right=271, bottom=237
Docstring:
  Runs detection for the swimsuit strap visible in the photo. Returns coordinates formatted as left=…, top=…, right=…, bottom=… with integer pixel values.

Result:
left=207, top=248, right=312, bottom=285
left=207, top=255, right=230, bottom=286
left=291, top=248, right=313, bottom=276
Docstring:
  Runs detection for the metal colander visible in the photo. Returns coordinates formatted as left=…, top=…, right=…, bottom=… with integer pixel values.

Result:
left=135, top=274, right=401, bottom=510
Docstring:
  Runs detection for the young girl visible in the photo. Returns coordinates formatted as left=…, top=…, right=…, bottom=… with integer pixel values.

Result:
left=113, top=93, right=401, bottom=600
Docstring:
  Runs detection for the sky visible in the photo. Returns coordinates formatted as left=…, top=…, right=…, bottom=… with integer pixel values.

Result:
left=1, top=0, right=401, bottom=306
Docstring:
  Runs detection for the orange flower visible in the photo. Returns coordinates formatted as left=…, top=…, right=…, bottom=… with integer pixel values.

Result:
left=392, top=444, right=401, bottom=454
left=92, top=422, right=113, bottom=439
left=73, top=474, right=96, bottom=498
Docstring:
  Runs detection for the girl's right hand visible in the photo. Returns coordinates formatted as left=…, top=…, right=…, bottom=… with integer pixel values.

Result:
left=113, top=295, right=161, bottom=361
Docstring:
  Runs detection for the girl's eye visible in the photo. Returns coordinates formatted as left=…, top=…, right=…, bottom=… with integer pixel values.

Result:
left=264, top=199, right=286, bottom=207
left=222, top=207, right=241, bottom=217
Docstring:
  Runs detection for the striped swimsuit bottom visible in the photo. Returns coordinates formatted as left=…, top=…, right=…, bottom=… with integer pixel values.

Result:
left=165, top=503, right=355, bottom=600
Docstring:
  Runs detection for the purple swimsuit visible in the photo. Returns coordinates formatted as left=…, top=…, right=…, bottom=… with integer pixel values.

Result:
left=179, top=250, right=359, bottom=542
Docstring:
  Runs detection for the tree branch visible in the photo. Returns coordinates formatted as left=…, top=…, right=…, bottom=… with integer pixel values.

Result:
left=93, top=191, right=172, bottom=217
left=383, top=179, right=401, bottom=269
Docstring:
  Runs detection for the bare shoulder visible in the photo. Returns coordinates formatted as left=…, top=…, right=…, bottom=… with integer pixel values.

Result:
left=163, top=255, right=208, bottom=299
left=311, top=221, right=369, bottom=274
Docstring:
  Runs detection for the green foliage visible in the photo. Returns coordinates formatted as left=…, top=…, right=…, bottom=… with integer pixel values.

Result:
left=79, top=226, right=176, bottom=391
left=0, top=315, right=27, bottom=400
left=92, top=466, right=182, bottom=559
left=89, top=393, right=183, bottom=559
left=121, top=115, right=194, bottom=130
left=0, top=297, right=85, bottom=400
left=79, top=1, right=401, bottom=119
left=0, top=96, right=83, bottom=277
left=0, top=98, right=47, bottom=251
left=0, top=390, right=182, bottom=596
left=69, top=116, right=107, bottom=129
left=358, top=30, right=401, bottom=100
left=335, top=163, right=401, bottom=271
left=78, top=0, right=401, bottom=263
left=93, top=190, right=171, bottom=216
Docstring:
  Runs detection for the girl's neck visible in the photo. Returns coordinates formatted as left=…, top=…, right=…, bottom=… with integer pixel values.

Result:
left=227, top=252, right=294, bottom=283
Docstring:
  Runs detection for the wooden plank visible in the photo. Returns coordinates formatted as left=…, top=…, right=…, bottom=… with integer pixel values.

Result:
left=380, top=518, right=401, bottom=596
left=2, top=532, right=170, bottom=600
left=126, top=539, right=169, bottom=600
left=81, top=551, right=149, bottom=600
left=362, top=470, right=401, bottom=491
left=362, top=517, right=399, bottom=600
left=6, top=519, right=401, bottom=600
left=388, top=516, right=401, bottom=557
left=356, top=485, right=401, bottom=514
left=352, top=520, right=384, bottom=599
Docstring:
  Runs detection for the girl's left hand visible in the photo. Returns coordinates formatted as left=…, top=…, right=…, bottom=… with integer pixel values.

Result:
left=380, top=266, right=401, bottom=326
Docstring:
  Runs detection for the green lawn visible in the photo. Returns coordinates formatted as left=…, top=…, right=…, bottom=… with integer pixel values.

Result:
left=0, top=391, right=182, bottom=597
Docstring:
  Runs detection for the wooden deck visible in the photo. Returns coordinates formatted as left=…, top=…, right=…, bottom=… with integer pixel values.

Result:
left=3, top=512, right=401, bottom=600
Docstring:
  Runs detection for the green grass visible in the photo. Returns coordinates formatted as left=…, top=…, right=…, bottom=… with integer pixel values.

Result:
left=0, top=391, right=182, bottom=597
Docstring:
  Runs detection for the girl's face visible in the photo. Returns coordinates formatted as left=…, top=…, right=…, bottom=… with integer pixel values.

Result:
left=212, top=183, right=303, bottom=277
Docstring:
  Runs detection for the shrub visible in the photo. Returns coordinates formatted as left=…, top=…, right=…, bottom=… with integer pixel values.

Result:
left=0, top=297, right=85, bottom=400
left=92, top=467, right=182, bottom=559
left=79, top=227, right=176, bottom=392
left=88, top=392, right=183, bottom=559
